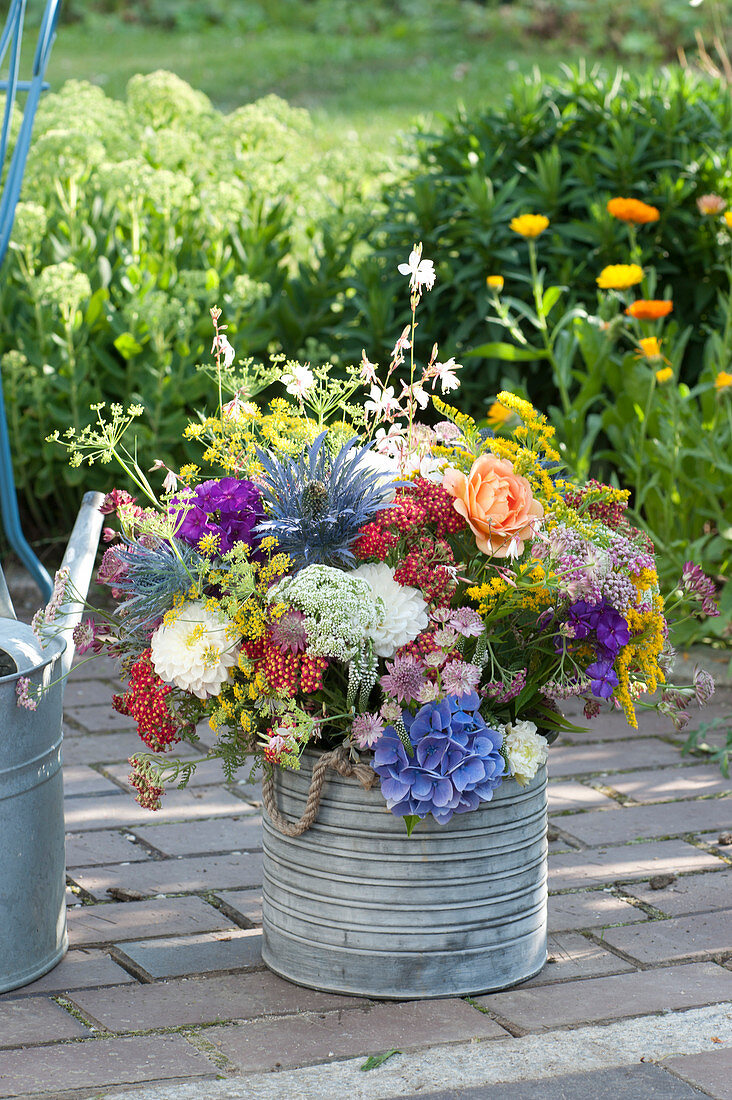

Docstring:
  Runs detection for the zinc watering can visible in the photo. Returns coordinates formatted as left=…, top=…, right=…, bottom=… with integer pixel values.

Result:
left=0, top=490, right=103, bottom=992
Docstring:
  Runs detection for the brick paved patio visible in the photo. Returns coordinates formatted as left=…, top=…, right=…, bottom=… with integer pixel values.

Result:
left=1, top=649, right=731, bottom=1099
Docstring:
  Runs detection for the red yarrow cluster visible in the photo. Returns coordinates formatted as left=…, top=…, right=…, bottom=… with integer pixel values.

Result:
left=113, top=650, right=181, bottom=752
left=394, top=537, right=457, bottom=606
left=245, top=635, right=328, bottom=697
left=128, top=755, right=164, bottom=811
left=563, top=480, right=628, bottom=529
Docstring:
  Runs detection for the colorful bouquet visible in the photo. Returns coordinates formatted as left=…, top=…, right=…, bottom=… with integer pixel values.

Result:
left=36, top=245, right=716, bottom=832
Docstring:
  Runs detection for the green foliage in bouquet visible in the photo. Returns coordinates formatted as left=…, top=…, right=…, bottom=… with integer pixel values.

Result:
left=337, top=65, right=732, bottom=416
left=2, top=72, right=375, bottom=533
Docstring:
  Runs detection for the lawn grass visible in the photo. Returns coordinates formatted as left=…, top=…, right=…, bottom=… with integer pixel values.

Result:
left=42, top=18, right=601, bottom=151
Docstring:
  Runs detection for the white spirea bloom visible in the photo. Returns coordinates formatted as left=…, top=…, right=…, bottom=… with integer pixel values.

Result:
left=351, top=563, right=429, bottom=658
left=502, top=720, right=549, bottom=787
left=151, top=600, right=239, bottom=699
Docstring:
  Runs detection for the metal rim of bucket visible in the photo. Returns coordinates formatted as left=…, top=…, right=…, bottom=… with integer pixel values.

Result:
left=0, top=635, right=66, bottom=686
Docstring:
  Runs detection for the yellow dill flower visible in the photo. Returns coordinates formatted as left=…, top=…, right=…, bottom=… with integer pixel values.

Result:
left=596, top=264, right=644, bottom=290
left=178, top=463, right=200, bottom=482
left=510, top=214, right=550, bottom=239
left=197, top=531, right=222, bottom=557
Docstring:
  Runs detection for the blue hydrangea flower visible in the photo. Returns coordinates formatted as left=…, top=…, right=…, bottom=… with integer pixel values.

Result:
left=372, top=692, right=506, bottom=824
left=255, top=433, right=395, bottom=570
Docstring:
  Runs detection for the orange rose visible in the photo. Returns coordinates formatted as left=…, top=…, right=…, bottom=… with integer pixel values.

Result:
left=442, top=454, right=543, bottom=557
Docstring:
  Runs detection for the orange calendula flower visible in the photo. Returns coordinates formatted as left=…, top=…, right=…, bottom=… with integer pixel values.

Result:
left=637, top=337, right=663, bottom=361
left=724, top=212, right=732, bottom=230
left=597, top=264, right=644, bottom=290
left=625, top=299, right=673, bottom=321
left=510, top=214, right=550, bottom=239
left=655, top=367, right=673, bottom=383
left=486, top=401, right=514, bottom=427
left=486, top=275, right=504, bottom=290
left=715, top=370, right=732, bottom=391
left=607, top=197, right=660, bottom=225
left=697, top=193, right=726, bottom=215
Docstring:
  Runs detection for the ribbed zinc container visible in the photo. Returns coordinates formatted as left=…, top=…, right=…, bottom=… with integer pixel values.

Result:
left=262, top=755, right=547, bottom=998
left=0, top=622, right=66, bottom=993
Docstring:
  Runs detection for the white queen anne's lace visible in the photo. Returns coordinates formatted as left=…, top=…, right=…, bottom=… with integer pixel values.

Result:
left=151, top=600, right=239, bottom=699
left=351, top=563, right=429, bottom=658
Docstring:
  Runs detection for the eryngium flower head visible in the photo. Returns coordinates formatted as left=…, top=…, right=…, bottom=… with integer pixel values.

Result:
left=372, top=692, right=505, bottom=825
left=255, top=432, right=395, bottom=569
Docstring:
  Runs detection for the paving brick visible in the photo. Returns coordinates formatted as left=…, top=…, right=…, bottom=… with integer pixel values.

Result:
left=214, top=890, right=262, bottom=926
left=548, top=890, right=646, bottom=932
left=521, top=932, right=634, bottom=986
left=63, top=785, right=252, bottom=831
left=69, top=655, right=122, bottom=681
left=133, top=815, right=262, bottom=857
left=70, top=970, right=367, bottom=1031
left=604, top=765, right=731, bottom=803
left=66, top=829, right=152, bottom=868
left=559, top=797, right=732, bottom=846
left=67, top=896, right=236, bottom=947
left=206, top=999, right=506, bottom=1073
left=62, top=732, right=164, bottom=767
left=697, top=830, right=732, bottom=850
left=0, top=1034, right=215, bottom=1096
left=71, top=850, right=263, bottom=899
left=62, top=764, right=124, bottom=797
left=549, top=839, right=725, bottom=890
left=624, top=870, right=732, bottom=917
left=663, top=1048, right=732, bottom=1099
left=64, top=679, right=120, bottom=707
left=0, top=997, right=89, bottom=1047
left=475, top=961, right=732, bottom=1031
left=116, top=928, right=263, bottom=978
left=65, top=703, right=136, bottom=733
left=401, top=1064, right=709, bottom=1100
left=10, top=949, right=135, bottom=997
left=548, top=738, right=682, bottom=777
left=548, top=781, right=619, bottom=813
left=601, top=909, right=732, bottom=963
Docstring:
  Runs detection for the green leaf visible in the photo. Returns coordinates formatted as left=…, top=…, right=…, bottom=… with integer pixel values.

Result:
left=404, top=815, right=420, bottom=837
left=113, top=332, right=144, bottom=359
left=466, top=342, right=549, bottom=362
left=360, top=1050, right=401, bottom=1072
left=540, top=285, right=564, bottom=316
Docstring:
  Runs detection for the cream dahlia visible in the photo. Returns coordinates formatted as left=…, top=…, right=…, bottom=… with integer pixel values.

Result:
left=502, top=720, right=549, bottom=787
left=351, top=563, right=429, bottom=658
left=150, top=600, right=239, bottom=699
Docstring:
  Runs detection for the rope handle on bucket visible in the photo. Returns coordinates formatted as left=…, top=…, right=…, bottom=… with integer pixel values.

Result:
left=261, top=745, right=377, bottom=837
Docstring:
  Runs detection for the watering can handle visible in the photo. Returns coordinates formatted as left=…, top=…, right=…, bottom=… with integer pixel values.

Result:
left=56, top=490, right=105, bottom=678
left=0, top=561, right=16, bottom=619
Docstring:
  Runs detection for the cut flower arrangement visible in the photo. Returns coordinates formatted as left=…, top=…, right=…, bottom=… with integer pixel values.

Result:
left=34, top=244, right=717, bottom=835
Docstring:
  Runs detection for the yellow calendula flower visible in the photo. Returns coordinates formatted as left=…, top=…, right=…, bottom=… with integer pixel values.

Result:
left=636, top=336, right=663, bottom=362
left=486, top=400, right=513, bottom=426
left=510, top=214, right=550, bottom=239
left=486, top=275, right=505, bottom=290
left=596, top=264, right=644, bottom=290
left=715, top=370, right=732, bottom=392
left=655, top=367, right=673, bottom=384
left=724, top=212, right=732, bottom=230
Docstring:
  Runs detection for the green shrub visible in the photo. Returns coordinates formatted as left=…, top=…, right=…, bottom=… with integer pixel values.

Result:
left=2, top=73, right=373, bottom=533
left=337, top=65, right=732, bottom=416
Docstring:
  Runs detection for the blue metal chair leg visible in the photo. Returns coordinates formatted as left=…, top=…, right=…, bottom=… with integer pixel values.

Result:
left=0, top=373, right=52, bottom=601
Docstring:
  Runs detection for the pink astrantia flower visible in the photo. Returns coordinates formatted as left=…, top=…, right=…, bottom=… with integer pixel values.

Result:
left=448, top=607, right=484, bottom=638
left=380, top=654, right=426, bottom=704
left=270, top=609, right=308, bottom=655
left=441, top=660, right=481, bottom=697
left=351, top=712, right=386, bottom=750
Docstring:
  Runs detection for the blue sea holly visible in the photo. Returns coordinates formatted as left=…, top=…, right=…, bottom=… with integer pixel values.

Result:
left=255, top=432, right=396, bottom=570
left=372, top=692, right=506, bottom=825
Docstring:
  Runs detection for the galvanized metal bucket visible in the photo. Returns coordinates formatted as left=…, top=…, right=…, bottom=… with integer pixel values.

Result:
left=0, top=491, right=103, bottom=993
left=262, top=754, right=547, bottom=999
left=0, top=630, right=67, bottom=993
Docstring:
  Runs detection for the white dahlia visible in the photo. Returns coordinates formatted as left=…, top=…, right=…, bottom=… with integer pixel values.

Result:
left=350, top=563, right=429, bottom=659
left=150, top=600, right=239, bottom=699
left=502, top=720, right=549, bottom=787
